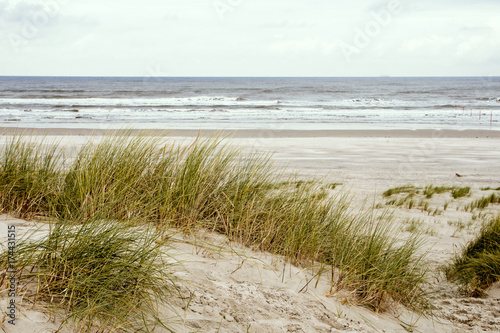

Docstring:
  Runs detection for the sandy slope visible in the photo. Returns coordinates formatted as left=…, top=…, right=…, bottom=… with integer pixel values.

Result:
left=0, top=216, right=451, bottom=333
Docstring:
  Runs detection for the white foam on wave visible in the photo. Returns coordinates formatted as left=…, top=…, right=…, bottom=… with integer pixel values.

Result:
left=0, top=96, right=274, bottom=107
left=2, top=95, right=499, bottom=110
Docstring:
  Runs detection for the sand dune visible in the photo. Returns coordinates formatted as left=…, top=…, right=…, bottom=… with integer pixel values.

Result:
left=1, top=128, right=499, bottom=332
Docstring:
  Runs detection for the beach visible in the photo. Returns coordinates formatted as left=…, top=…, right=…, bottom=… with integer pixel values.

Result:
left=2, top=0, right=500, bottom=329
left=0, top=127, right=499, bottom=332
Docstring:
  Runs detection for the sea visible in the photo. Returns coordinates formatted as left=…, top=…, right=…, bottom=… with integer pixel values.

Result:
left=0, top=76, right=499, bottom=131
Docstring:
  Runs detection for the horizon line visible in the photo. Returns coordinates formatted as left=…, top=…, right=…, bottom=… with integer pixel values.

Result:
left=1, top=75, right=499, bottom=79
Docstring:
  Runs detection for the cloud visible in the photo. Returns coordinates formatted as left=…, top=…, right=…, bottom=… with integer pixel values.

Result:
left=1, top=0, right=499, bottom=76
left=0, top=1, right=45, bottom=22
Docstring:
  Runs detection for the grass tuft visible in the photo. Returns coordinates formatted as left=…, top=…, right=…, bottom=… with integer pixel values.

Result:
left=325, top=210, right=430, bottom=312
left=0, top=219, right=178, bottom=332
left=445, top=215, right=500, bottom=296
left=451, top=186, right=470, bottom=199
left=464, top=193, right=500, bottom=211
left=480, top=186, right=500, bottom=191
left=383, top=185, right=417, bottom=197
left=423, top=185, right=451, bottom=199
left=0, top=136, right=62, bottom=218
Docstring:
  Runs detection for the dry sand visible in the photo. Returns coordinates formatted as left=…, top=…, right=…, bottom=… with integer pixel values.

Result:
left=1, top=128, right=499, bottom=332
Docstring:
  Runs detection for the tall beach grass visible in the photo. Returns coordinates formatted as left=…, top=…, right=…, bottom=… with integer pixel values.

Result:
left=0, top=219, right=178, bottom=332
left=0, top=135, right=62, bottom=218
left=445, top=215, right=500, bottom=296
left=0, top=132, right=432, bottom=327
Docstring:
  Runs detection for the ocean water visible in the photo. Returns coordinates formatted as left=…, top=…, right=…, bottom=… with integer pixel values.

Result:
left=0, top=76, right=499, bottom=130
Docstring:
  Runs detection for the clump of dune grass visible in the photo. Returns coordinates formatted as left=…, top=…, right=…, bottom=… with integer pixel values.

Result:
left=324, top=209, right=430, bottom=312
left=383, top=184, right=471, bottom=204
left=451, top=186, right=470, bottom=199
left=445, top=215, right=500, bottom=296
left=57, top=134, right=163, bottom=222
left=56, top=134, right=277, bottom=230
left=0, top=136, right=62, bottom=218
left=383, top=185, right=417, bottom=197
left=480, top=186, right=500, bottom=191
left=463, top=193, right=500, bottom=212
left=423, top=185, right=469, bottom=199
left=423, top=185, right=452, bottom=198
left=214, top=180, right=430, bottom=312
left=0, top=133, right=431, bottom=314
left=0, top=219, right=178, bottom=332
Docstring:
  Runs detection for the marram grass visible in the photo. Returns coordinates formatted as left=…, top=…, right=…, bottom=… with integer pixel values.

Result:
left=0, top=135, right=62, bottom=218
left=0, top=133, right=431, bottom=327
left=0, top=219, right=178, bottom=332
left=445, top=215, right=500, bottom=296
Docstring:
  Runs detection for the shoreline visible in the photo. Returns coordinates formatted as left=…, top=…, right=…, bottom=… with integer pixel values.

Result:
left=1, top=127, right=500, bottom=138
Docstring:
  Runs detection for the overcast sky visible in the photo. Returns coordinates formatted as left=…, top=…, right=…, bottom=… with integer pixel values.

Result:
left=1, top=0, right=499, bottom=76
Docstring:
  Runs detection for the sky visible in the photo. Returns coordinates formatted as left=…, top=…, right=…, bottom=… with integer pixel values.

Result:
left=0, top=0, right=499, bottom=77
